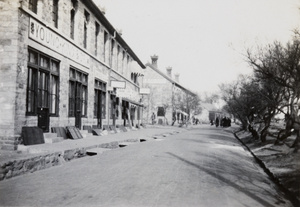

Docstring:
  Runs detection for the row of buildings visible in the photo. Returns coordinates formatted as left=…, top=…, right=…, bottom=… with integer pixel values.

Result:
left=0, top=0, right=197, bottom=150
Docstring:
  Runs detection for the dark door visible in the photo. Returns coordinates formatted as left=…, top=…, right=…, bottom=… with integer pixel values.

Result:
left=96, top=91, right=102, bottom=128
left=122, top=101, right=129, bottom=126
left=75, top=82, right=82, bottom=129
left=130, top=106, right=136, bottom=126
left=111, top=95, right=116, bottom=127
left=37, top=107, right=49, bottom=132
left=37, top=70, right=50, bottom=132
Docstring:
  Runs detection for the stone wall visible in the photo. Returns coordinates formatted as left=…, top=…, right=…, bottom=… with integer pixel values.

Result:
left=0, top=0, right=144, bottom=151
left=0, top=140, right=124, bottom=181
left=0, top=152, right=62, bottom=180
left=0, top=0, right=20, bottom=150
left=143, top=66, right=173, bottom=124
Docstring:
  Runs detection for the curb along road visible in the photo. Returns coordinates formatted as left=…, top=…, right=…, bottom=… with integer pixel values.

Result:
left=233, top=131, right=300, bottom=207
left=0, top=127, right=185, bottom=181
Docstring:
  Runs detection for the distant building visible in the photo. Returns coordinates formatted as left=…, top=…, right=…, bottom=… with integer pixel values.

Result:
left=142, top=55, right=196, bottom=125
left=0, top=0, right=145, bottom=150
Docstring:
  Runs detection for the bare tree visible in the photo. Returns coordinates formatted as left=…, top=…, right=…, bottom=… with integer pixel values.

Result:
left=172, top=89, right=200, bottom=125
left=219, top=75, right=255, bottom=131
left=246, top=31, right=300, bottom=147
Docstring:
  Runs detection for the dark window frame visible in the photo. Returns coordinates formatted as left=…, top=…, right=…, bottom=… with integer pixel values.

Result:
left=29, top=0, right=38, bottom=14
left=104, top=31, right=109, bottom=62
left=83, top=22, right=87, bottom=48
left=70, top=0, right=78, bottom=39
left=26, top=48, right=60, bottom=116
left=122, top=50, right=125, bottom=73
left=68, top=68, right=88, bottom=118
left=117, top=45, right=120, bottom=70
left=52, top=0, right=59, bottom=28
left=110, top=39, right=115, bottom=67
left=95, top=21, right=100, bottom=56
left=94, top=79, right=106, bottom=119
left=157, top=107, right=165, bottom=116
left=70, top=9, right=75, bottom=39
left=83, top=10, right=90, bottom=49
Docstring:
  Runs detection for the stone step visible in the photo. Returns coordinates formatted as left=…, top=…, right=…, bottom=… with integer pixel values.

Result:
left=101, top=130, right=109, bottom=136
left=17, top=144, right=29, bottom=153
left=44, top=136, right=64, bottom=144
left=43, top=132, right=64, bottom=144
left=17, top=145, right=48, bottom=154
left=43, top=133, right=57, bottom=138
left=79, top=130, right=93, bottom=138
left=108, top=130, right=116, bottom=134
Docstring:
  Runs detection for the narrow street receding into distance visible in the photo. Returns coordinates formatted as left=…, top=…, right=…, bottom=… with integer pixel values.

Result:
left=0, top=126, right=293, bottom=207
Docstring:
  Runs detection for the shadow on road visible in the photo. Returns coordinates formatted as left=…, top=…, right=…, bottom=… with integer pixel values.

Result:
left=166, top=152, right=288, bottom=207
left=188, top=128, right=239, bottom=145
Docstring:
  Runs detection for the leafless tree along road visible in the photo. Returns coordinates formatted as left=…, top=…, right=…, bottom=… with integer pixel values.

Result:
left=0, top=126, right=293, bottom=207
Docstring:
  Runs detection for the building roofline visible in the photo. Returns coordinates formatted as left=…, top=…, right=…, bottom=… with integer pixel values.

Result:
left=84, top=0, right=146, bottom=69
left=145, top=63, right=197, bottom=96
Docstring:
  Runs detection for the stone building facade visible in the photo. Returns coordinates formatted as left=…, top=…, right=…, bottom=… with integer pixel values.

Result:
left=0, top=0, right=145, bottom=150
left=142, top=55, right=196, bottom=125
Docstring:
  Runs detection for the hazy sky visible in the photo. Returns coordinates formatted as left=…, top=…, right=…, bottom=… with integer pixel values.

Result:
left=94, top=0, right=300, bottom=94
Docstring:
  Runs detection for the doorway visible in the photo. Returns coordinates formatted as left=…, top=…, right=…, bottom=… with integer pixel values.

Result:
left=96, top=90, right=103, bottom=128
left=37, top=107, right=49, bottom=132
left=74, top=82, right=82, bottom=129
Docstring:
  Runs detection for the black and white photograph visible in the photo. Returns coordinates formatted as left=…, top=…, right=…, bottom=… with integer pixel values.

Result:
left=0, top=0, right=299, bottom=206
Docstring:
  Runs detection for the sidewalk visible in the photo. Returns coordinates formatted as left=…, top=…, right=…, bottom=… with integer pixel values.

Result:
left=0, top=125, right=187, bottom=181
left=233, top=128, right=300, bottom=206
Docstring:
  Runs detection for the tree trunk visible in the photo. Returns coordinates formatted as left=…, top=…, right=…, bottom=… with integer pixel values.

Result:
left=260, top=113, right=273, bottom=142
left=291, top=130, right=299, bottom=152
left=248, top=124, right=259, bottom=140
left=275, top=114, right=294, bottom=144
left=260, top=128, right=267, bottom=142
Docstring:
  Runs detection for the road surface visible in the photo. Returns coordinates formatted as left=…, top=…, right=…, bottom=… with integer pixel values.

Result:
left=0, top=125, right=293, bottom=207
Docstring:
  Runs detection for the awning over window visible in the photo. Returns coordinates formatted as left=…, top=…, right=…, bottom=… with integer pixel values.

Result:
left=122, top=97, right=143, bottom=107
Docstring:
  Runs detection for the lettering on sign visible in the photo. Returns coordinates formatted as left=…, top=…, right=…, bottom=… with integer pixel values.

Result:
left=29, top=18, right=89, bottom=66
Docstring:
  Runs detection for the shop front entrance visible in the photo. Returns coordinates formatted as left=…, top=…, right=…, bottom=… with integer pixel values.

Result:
left=122, top=100, right=129, bottom=126
left=37, top=107, right=49, bottom=132
left=74, top=82, right=82, bottom=129
left=96, top=91, right=103, bottom=128
left=130, top=105, right=136, bottom=126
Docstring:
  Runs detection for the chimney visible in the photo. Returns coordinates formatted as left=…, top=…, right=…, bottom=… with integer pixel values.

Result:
left=166, top=66, right=172, bottom=78
left=175, top=73, right=179, bottom=82
left=97, top=5, right=106, bottom=15
left=151, top=55, right=158, bottom=67
left=117, top=29, right=122, bottom=36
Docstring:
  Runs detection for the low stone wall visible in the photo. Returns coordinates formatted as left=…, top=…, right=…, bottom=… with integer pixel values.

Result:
left=0, top=152, right=62, bottom=180
left=98, top=141, right=120, bottom=149
left=0, top=140, right=136, bottom=181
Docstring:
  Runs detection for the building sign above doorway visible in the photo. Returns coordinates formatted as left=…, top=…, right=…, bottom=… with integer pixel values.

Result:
left=29, top=18, right=89, bottom=66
